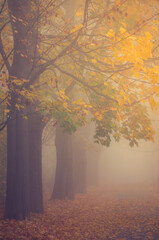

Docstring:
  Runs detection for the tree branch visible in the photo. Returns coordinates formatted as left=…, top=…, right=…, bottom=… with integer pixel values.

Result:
left=0, top=118, right=8, bottom=132
left=0, top=20, right=11, bottom=33
left=0, top=35, right=11, bottom=72
left=0, top=0, right=6, bottom=15
left=53, top=63, right=118, bottom=103
left=0, top=94, right=8, bottom=105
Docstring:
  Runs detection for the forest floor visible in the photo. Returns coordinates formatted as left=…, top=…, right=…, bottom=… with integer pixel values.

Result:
left=0, top=185, right=159, bottom=240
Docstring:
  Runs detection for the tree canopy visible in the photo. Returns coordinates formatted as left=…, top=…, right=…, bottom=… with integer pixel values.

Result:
left=0, top=0, right=159, bottom=145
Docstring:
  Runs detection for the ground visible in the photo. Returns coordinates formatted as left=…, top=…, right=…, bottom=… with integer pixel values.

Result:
left=0, top=185, right=159, bottom=240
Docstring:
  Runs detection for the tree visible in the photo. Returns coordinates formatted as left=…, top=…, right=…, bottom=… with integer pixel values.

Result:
left=0, top=127, right=6, bottom=206
left=72, top=134, right=87, bottom=194
left=51, top=126, right=89, bottom=201
left=0, top=0, right=159, bottom=220
left=3, top=0, right=44, bottom=220
left=51, top=124, right=74, bottom=200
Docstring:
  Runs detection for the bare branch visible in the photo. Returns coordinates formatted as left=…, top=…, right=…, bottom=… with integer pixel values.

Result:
left=53, top=63, right=118, bottom=103
left=0, top=118, right=8, bottom=132
left=128, top=92, right=155, bottom=107
left=30, top=0, right=90, bottom=81
left=0, top=20, right=11, bottom=33
left=83, top=0, right=90, bottom=24
left=0, top=35, right=11, bottom=72
left=0, top=94, right=8, bottom=105
left=0, top=0, right=6, bottom=15
left=0, top=48, right=13, bottom=72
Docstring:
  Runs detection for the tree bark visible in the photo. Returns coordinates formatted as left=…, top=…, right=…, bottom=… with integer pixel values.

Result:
left=28, top=110, right=43, bottom=213
left=51, top=125, right=74, bottom=200
left=4, top=96, right=31, bottom=220
left=4, top=0, right=43, bottom=220
left=73, top=136, right=87, bottom=194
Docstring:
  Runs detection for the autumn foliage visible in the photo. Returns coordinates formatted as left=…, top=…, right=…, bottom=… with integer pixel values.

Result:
left=0, top=0, right=159, bottom=144
left=1, top=0, right=159, bottom=225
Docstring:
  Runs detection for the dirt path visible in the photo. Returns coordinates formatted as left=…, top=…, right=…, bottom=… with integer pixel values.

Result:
left=0, top=185, right=159, bottom=240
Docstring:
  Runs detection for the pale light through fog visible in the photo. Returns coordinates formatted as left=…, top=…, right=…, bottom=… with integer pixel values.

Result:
left=99, top=139, right=159, bottom=186
left=99, top=109, right=159, bottom=187
left=42, top=113, right=159, bottom=192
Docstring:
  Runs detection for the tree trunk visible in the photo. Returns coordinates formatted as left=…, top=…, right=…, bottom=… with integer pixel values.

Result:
left=4, top=0, right=43, bottom=220
left=51, top=125, right=74, bottom=200
left=29, top=110, right=43, bottom=213
left=4, top=97, right=31, bottom=220
left=73, top=136, right=87, bottom=194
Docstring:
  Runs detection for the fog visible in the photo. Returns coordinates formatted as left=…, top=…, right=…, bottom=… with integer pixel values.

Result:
left=42, top=123, right=56, bottom=195
left=99, top=139, right=159, bottom=186
left=42, top=114, right=159, bottom=198
left=98, top=110, right=159, bottom=187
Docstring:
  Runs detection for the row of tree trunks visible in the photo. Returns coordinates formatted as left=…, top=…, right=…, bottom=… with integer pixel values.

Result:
left=51, top=125, right=99, bottom=201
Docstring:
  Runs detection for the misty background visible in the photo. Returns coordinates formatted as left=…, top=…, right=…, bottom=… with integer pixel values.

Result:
left=42, top=110, right=159, bottom=195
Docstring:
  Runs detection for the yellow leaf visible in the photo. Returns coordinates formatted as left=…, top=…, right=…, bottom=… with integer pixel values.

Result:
left=75, top=11, right=83, bottom=17
left=92, top=59, right=97, bottom=64
left=134, top=67, right=140, bottom=78
left=110, top=107, right=117, bottom=111
left=38, top=48, right=43, bottom=53
left=83, top=109, right=89, bottom=115
left=153, top=86, right=159, bottom=94
left=63, top=102, right=68, bottom=109
left=154, top=20, right=159, bottom=25
left=122, top=22, right=127, bottom=28
left=148, top=96, right=157, bottom=110
left=15, top=103, right=21, bottom=110
left=120, top=27, right=126, bottom=34
left=104, top=58, right=110, bottom=64
left=90, top=72, right=96, bottom=76
left=94, top=111, right=103, bottom=120
left=116, top=112, right=120, bottom=121
left=4, top=109, right=9, bottom=114
left=152, top=26, right=158, bottom=31
left=106, top=29, right=115, bottom=38
left=145, top=32, right=152, bottom=41
left=70, top=24, right=83, bottom=33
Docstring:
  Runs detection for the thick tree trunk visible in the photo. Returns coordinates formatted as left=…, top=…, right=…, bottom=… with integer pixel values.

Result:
left=4, top=0, right=43, bottom=220
left=51, top=125, right=74, bottom=200
left=73, top=136, right=87, bottom=194
left=4, top=98, right=31, bottom=220
left=29, top=110, right=43, bottom=213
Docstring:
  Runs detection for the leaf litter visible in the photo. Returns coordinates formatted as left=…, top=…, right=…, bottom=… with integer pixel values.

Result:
left=0, top=185, right=159, bottom=240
